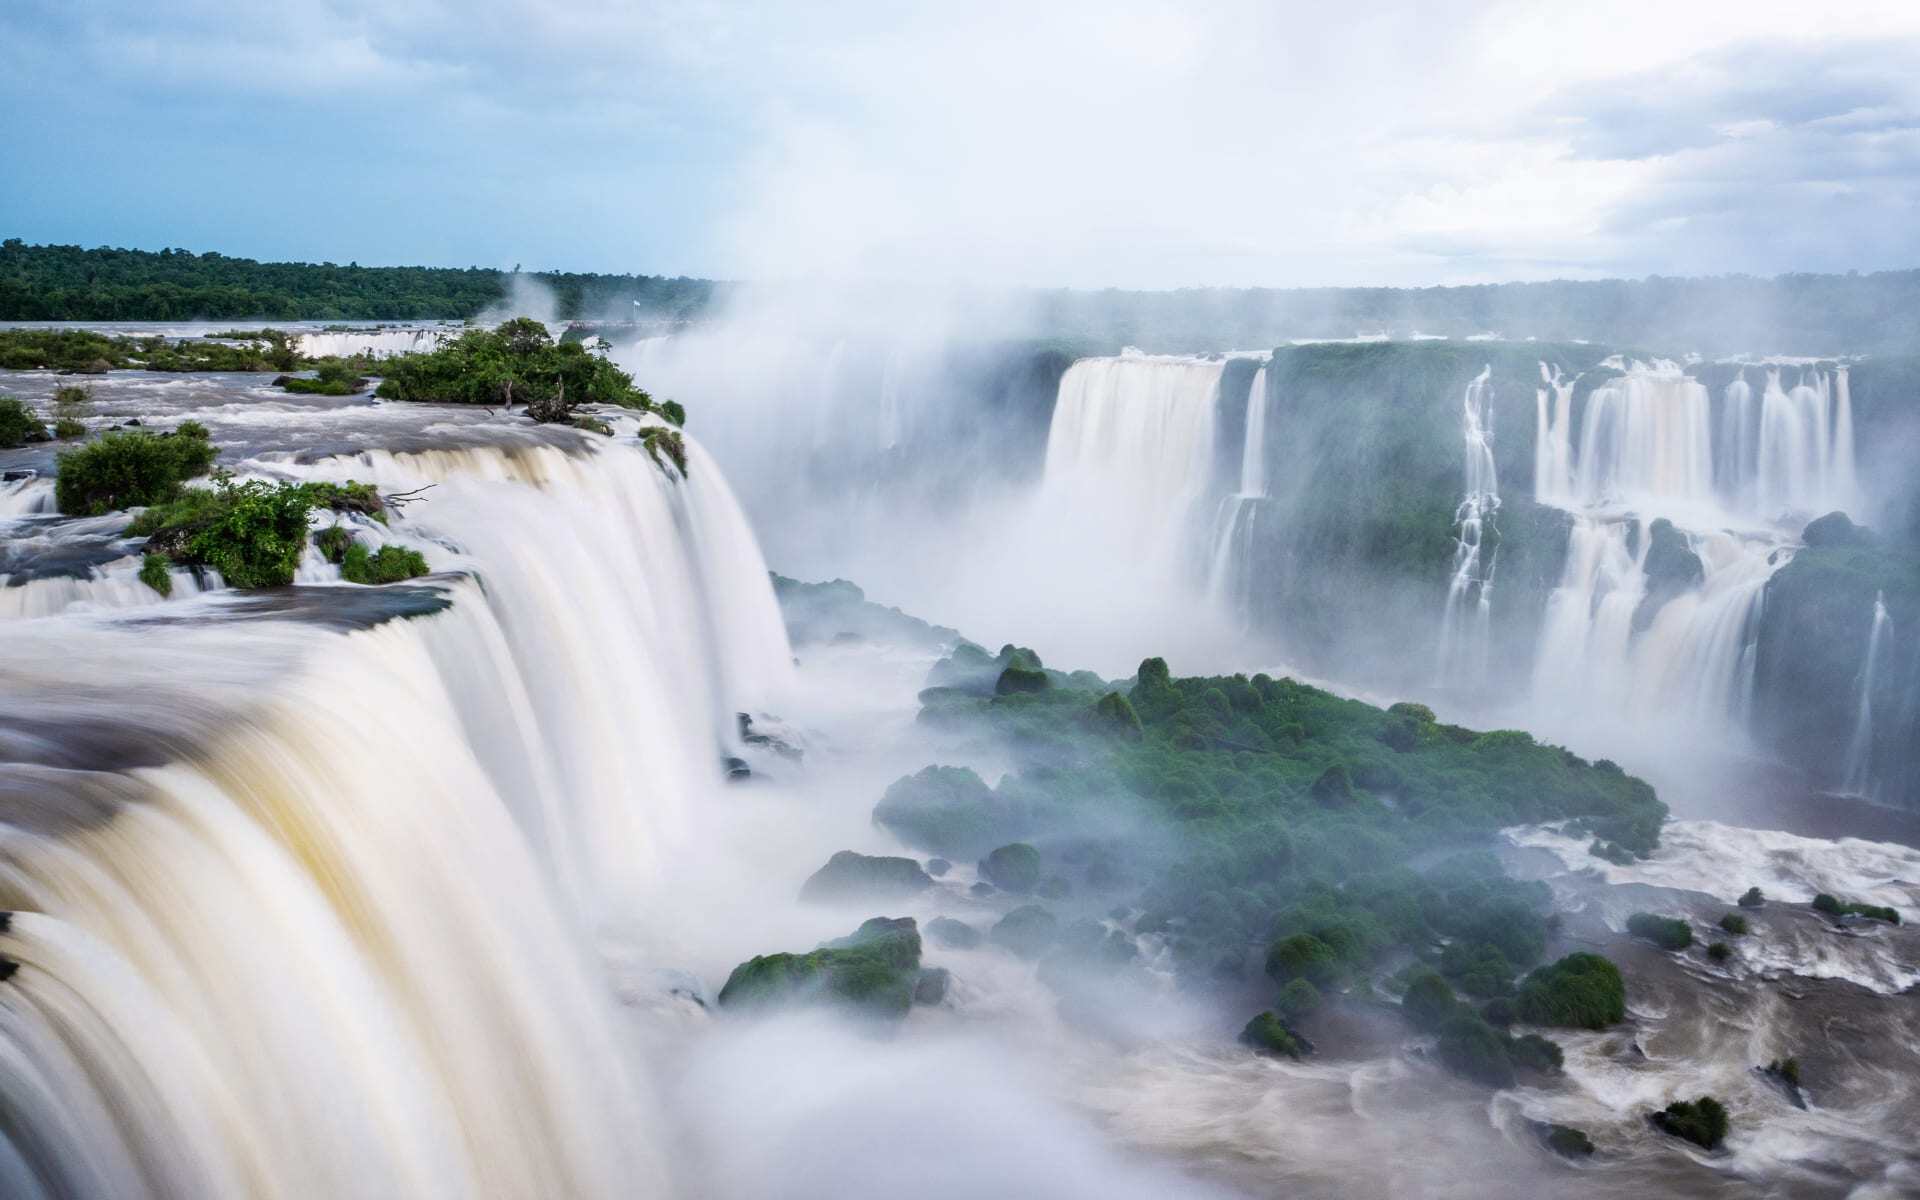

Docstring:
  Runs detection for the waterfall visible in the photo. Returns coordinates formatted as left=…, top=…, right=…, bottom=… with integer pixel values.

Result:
left=0, top=427, right=792, bottom=1198
left=1041, top=352, right=1223, bottom=583
left=1841, top=592, right=1892, bottom=797
left=1435, top=367, right=1498, bottom=686
left=1533, top=363, right=1575, bottom=507
left=1567, top=361, right=1715, bottom=516
left=293, top=327, right=453, bottom=359
left=1525, top=357, right=1842, bottom=740
left=1205, top=366, right=1268, bottom=608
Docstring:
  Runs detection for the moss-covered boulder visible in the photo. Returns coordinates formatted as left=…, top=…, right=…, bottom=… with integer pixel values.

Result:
left=995, top=665, right=1050, bottom=696
left=978, top=842, right=1042, bottom=894
left=925, top=916, right=981, bottom=950
left=1513, top=953, right=1625, bottom=1029
left=798, top=850, right=933, bottom=904
left=990, top=904, right=1059, bottom=959
left=872, top=765, right=1021, bottom=859
left=1540, top=1123, right=1595, bottom=1158
left=716, top=916, right=924, bottom=1021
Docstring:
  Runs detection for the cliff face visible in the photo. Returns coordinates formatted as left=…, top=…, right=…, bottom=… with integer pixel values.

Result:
left=1754, top=515, right=1920, bottom=806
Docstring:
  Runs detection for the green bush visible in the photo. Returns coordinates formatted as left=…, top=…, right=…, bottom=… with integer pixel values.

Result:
left=1707, top=941, right=1732, bottom=962
left=1266, top=933, right=1341, bottom=988
left=1435, top=1012, right=1515, bottom=1088
left=0, top=396, right=41, bottom=447
left=1627, top=913, right=1693, bottom=951
left=1402, top=970, right=1458, bottom=1030
left=1738, top=887, right=1765, bottom=909
left=1811, top=893, right=1901, bottom=924
left=1088, top=691, right=1144, bottom=739
left=1276, top=978, right=1322, bottom=1020
left=147, top=477, right=310, bottom=588
left=1513, top=953, right=1625, bottom=1029
left=1718, top=913, right=1750, bottom=936
left=1652, top=1096, right=1728, bottom=1150
left=340, top=542, right=429, bottom=585
left=996, top=665, right=1050, bottom=696
left=138, top=552, right=172, bottom=597
left=54, top=425, right=218, bottom=514
left=53, top=417, right=85, bottom=439
left=1240, top=1011, right=1310, bottom=1059
left=373, top=318, right=655, bottom=425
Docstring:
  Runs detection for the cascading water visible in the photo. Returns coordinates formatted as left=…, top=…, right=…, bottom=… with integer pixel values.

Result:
left=1434, top=366, right=1498, bottom=686
left=1204, top=365, right=1268, bottom=611
left=0, top=411, right=793, bottom=1199
left=292, top=328, right=454, bottom=359
left=1526, top=357, right=1858, bottom=743
left=1841, top=592, right=1892, bottom=797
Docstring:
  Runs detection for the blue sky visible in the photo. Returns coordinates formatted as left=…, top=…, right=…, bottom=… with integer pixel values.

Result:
left=3, top=0, right=1919, bottom=288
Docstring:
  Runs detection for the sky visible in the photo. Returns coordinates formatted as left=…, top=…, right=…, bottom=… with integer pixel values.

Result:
left=2, top=0, right=1919, bottom=288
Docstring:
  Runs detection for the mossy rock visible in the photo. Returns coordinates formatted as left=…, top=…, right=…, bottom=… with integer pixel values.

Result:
left=1650, top=1096, right=1728, bottom=1150
left=926, top=916, right=981, bottom=950
left=716, top=916, right=923, bottom=1021
left=872, top=765, right=1017, bottom=859
left=798, top=850, right=933, bottom=904
left=978, top=842, right=1042, bottom=894
left=1540, top=1123, right=1595, bottom=1158
left=990, top=904, right=1059, bottom=959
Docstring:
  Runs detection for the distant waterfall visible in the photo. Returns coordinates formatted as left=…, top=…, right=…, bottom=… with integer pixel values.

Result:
left=0, top=429, right=791, bottom=1199
left=1841, top=592, right=1893, bottom=797
left=1206, top=365, right=1269, bottom=609
left=1535, top=359, right=1858, bottom=525
left=1041, top=352, right=1223, bottom=577
left=1434, top=367, right=1498, bottom=685
left=293, top=327, right=453, bottom=359
left=1526, top=356, right=1845, bottom=739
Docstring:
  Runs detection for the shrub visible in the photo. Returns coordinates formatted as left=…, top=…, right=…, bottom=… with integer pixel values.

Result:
left=659, top=399, right=686, bottom=426
left=995, top=665, right=1050, bottom=695
left=1765, top=1057, right=1800, bottom=1087
left=1088, top=691, right=1143, bottom=739
left=54, top=425, right=218, bottom=514
left=0, top=396, right=42, bottom=448
left=1707, top=941, right=1732, bottom=962
left=1513, top=953, right=1625, bottom=1029
left=164, top=478, right=311, bottom=587
left=1310, top=763, right=1356, bottom=806
left=1266, top=933, right=1341, bottom=988
left=1509, top=1032, right=1563, bottom=1074
left=1737, top=887, right=1765, bottom=909
left=299, top=480, right=386, bottom=522
left=1651, top=1096, right=1728, bottom=1150
left=1436, top=1012, right=1515, bottom=1088
left=314, top=525, right=353, bottom=564
left=1627, top=913, right=1693, bottom=951
left=1240, top=1011, right=1309, bottom=1059
left=1718, top=913, right=1750, bottom=936
left=1402, top=970, right=1458, bottom=1031
left=1276, top=978, right=1322, bottom=1020
left=374, top=318, right=655, bottom=422
left=1812, top=893, right=1901, bottom=924
left=53, top=417, right=85, bottom=439
left=340, top=542, right=430, bottom=585
left=137, top=552, right=172, bottom=596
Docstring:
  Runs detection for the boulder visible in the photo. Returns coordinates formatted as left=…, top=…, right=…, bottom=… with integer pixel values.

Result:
left=978, top=843, right=1042, bottom=894
left=717, top=916, right=923, bottom=1021
left=798, top=850, right=933, bottom=904
left=912, top=966, right=950, bottom=1005
left=926, top=916, right=982, bottom=950
left=990, top=904, right=1059, bottom=959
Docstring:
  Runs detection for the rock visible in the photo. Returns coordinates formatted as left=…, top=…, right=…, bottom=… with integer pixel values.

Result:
left=990, top=904, right=1059, bottom=959
left=798, top=850, right=933, bottom=904
left=1802, top=510, right=1871, bottom=548
left=912, top=966, right=950, bottom=1005
left=978, top=842, right=1042, bottom=894
left=1535, top=1122, right=1595, bottom=1158
left=1758, top=1059, right=1807, bottom=1109
left=969, top=881, right=995, bottom=897
left=831, top=631, right=863, bottom=645
left=872, top=765, right=1017, bottom=859
left=1633, top=518, right=1705, bottom=633
left=722, top=756, right=751, bottom=781
left=737, top=712, right=803, bottom=760
left=717, top=916, right=923, bottom=1021
left=1037, top=875, right=1071, bottom=900
left=926, top=916, right=981, bottom=950
left=924, top=857, right=951, bottom=877
left=1650, top=1096, right=1729, bottom=1151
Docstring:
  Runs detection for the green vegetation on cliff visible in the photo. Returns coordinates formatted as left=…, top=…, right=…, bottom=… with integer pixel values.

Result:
left=372, top=318, right=656, bottom=426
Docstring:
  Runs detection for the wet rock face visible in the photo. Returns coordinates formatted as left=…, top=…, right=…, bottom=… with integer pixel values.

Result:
left=1631, top=518, right=1705, bottom=634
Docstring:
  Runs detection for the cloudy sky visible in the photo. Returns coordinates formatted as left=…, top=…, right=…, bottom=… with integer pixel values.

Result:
left=3, top=0, right=1919, bottom=287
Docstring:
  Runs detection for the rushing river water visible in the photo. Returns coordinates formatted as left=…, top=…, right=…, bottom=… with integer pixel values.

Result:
left=1, top=367, right=1917, bottom=1198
